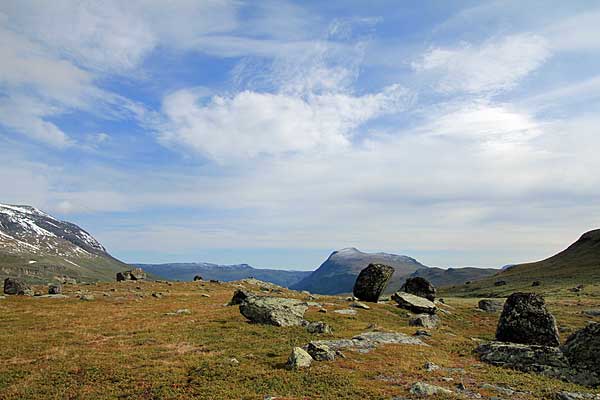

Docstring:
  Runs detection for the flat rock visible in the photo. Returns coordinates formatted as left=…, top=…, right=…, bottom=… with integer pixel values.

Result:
left=392, top=292, right=436, bottom=314
left=333, top=309, right=357, bottom=315
left=352, top=263, right=395, bottom=302
left=239, top=296, right=307, bottom=327
left=350, top=301, right=370, bottom=310
left=409, top=382, right=452, bottom=396
left=583, top=310, right=600, bottom=317
left=496, top=292, right=560, bottom=346
left=310, top=331, right=426, bottom=354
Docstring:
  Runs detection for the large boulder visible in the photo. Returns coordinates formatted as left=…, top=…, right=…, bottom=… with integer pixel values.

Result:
left=496, top=292, right=560, bottom=347
left=239, top=296, right=308, bottom=327
left=401, top=277, right=436, bottom=301
left=392, top=292, right=436, bottom=314
left=306, top=342, right=336, bottom=361
left=562, top=323, right=600, bottom=384
left=3, top=278, right=32, bottom=295
left=352, top=263, right=394, bottom=302
left=286, top=347, right=312, bottom=370
left=228, top=289, right=253, bottom=305
left=116, top=267, right=147, bottom=281
left=478, top=299, right=504, bottom=312
left=409, top=314, right=440, bottom=329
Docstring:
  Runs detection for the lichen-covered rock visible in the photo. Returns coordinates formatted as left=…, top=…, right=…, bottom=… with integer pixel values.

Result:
left=496, top=292, right=560, bottom=347
left=239, top=296, right=307, bottom=327
left=401, top=277, right=436, bottom=301
left=478, top=299, right=503, bottom=312
left=562, top=323, right=600, bottom=385
left=228, top=289, right=253, bottom=305
left=392, top=292, right=436, bottom=314
left=306, top=321, right=332, bottom=334
left=352, top=263, right=395, bottom=302
left=286, top=347, right=312, bottom=370
left=409, top=382, right=452, bottom=396
left=116, top=267, right=147, bottom=281
left=475, top=341, right=569, bottom=375
left=3, top=278, right=32, bottom=295
left=409, top=314, right=440, bottom=329
left=306, top=342, right=336, bottom=361
left=48, top=283, right=62, bottom=295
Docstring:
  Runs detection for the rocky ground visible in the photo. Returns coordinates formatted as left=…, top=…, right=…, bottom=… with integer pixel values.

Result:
left=1, top=279, right=599, bottom=399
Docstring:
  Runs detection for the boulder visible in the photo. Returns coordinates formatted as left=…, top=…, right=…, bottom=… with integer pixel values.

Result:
left=193, top=275, right=203, bottom=281
left=350, top=301, right=370, bottom=310
left=3, top=278, right=32, bottom=295
left=562, top=323, right=600, bottom=384
left=239, top=296, right=308, bottom=327
left=401, top=277, right=436, bottom=301
left=306, top=342, right=336, bottom=361
left=409, top=382, right=452, bottom=396
left=532, top=280, right=541, bottom=287
left=48, top=284, right=62, bottom=295
left=475, top=341, right=569, bottom=376
left=494, top=280, right=507, bottom=286
left=116, top=267, right=147, bottom=281
left=228, top=289, right=253, bottom=305
left=286, top=347, right=312, bottom=370
left=478, top=299, right=503, bottom=312
left=409, top=314, right=440, bottom=329
left=306, top=321, right=332, bottom=334
left=392, top=292, right=436, bottom=314
left=496, top=292, right=560, bottom=346
left=352, top=263, right=395, bottom=302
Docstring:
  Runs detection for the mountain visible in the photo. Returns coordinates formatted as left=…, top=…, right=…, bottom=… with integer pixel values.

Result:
left=290, top=247, right=427, bottom=294
left=444, top=228, right=600, bottom=297
left=137, top=262, right=312, bottom=287
left=0, top=204, right=131, bottom=283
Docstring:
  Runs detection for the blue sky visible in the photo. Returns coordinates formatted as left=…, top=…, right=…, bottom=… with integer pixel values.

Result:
left=1, top=1, right=600, bottom=270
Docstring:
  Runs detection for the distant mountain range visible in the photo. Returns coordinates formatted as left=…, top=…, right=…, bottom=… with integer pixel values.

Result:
left=0, top=204, right=130, bottom=283
left=137, top=262, right=311, bottom=287
left=445, top=228, right=600, bottom=297
left=289, top=247, right=498, bottom=294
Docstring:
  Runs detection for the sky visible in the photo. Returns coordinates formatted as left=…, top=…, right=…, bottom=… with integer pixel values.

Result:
left=1, top=1, right=600, bottom=270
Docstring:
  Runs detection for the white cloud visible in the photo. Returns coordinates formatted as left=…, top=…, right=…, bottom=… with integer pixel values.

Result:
left=160, top=85, right=408, bottom=160
left=545, top=10, right=600, bottom=52
left=413, top=34, right=550, bottom=94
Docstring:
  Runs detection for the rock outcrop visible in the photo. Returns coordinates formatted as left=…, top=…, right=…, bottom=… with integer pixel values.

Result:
left=352, top=263, right=395, bottom=302
left=239, top=296, right=307, bottom=327
left=3, top=277, right=32, bottom=295
left=496, top=292, right=560, bottom=346
left=401, top=276, right=436, bottom=301
left=392, top=292, right=436, bottom=314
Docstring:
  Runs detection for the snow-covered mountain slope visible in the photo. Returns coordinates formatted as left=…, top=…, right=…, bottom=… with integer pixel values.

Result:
left=0, top=204, right=130, bottom=283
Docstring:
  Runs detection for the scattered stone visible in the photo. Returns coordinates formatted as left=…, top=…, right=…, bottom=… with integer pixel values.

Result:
left=392, top=292, right=436, bottom=314
left=583, top=310, right=600, bottom=317
left=210, top=279, right=220, bottom=284
left=193, top=275, right=203, bottom=281
left=80, top=294, right=95, bottom=301
left=318, top=308, right=327, bottom=313
left=48, top=283, right=62, bottom=295
left=556, top=392, right=600, bottom=400
left=286, top=347, right=312, bottom=370
left=401, top=277, right=436, bottom=301
left=239, top=296, right=307, bottom=327
left=409, top=382, right=452, bottom=396
left=409, top=314, right=440, bottom=329
left=496, top=292, right=560, bottom=346
left=3, top=278, right=32, bottom=296
left=306, top=342, right=336, bottom=361
left=165, top=309, right=191, bottom=315
left=480, top=383, right=516, bottom=396
left=228, top=357, right=239, bottom=366
left=350, top=301, right=370, bottom=310
left=200, top=293, right=210, bottom=298
left=229, top=289, right=253, bottom=305
left=562, top=322, right=600, bottom=384
left=151, top=292, right=163, bottom=298
left=34, top=294, right=68, bottom=299
left=478, top=299, right=503, bottom=312
left=333, top=309, right=357, bottom=315
left=116, top=268, right=147, bottom=281
left=415, top=330, right=431, bottom=337
left=532, top=280, right=541, bottom=287
left=494, top=280, right=507, bottom=286
left=352, top=263, right=395, bottom=302
left=306, top=321, right=332, bottom=334
left=424, top=362, right=440, bottom=372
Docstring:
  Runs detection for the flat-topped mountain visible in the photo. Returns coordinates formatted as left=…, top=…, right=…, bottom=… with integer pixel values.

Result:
left=137, top=262, right=311, bottom=287
left=0, top=204, right=130, bottom=283
left=445, top=229, right=600, bottom=297
left=290, top=247, right=426, bottom=294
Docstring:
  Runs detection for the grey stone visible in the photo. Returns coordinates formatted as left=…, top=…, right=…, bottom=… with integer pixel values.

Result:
left=409, top=382, right=453, bottom=396
left=478, top=299, right=503, bottom=312
left=116, top=267, right=147, bottom=281
left=409, top=314, right=440, bottom=329
left=309, top=331, right=426, bottom=354
left=79, top=294, right=95, bottom=301
left=562, top=322, right=600, bottom=385
left=556, top=392, right=600, bottom=400
left=350, top=301, right=370, bottom=310
left=424, top=362, right=440, bottom=372
left=583, top=310, right=600, bottom=317
left=496, top=292, right=560, bottom=347
left=48, top=283, right=62, bottom=295
left=306, top=342, right=336, bottom=361
left=401, top=277, right=436, bottom=301
left=286, top=347, right=312, bottom=370
left=229, top=288, right=253, bottom=305
left=352, top=263, right=395, bottom=302
left=333, top=308, right=357, bottom=315
left=392, top=292, right=436, bottom=314
left=306, top=321, right=332, bottom=334
left=3, top=278, right=32, bottom=295
left=239, top=296, right=307, bottom=327
left=193, top=275, right=203, bottom=281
